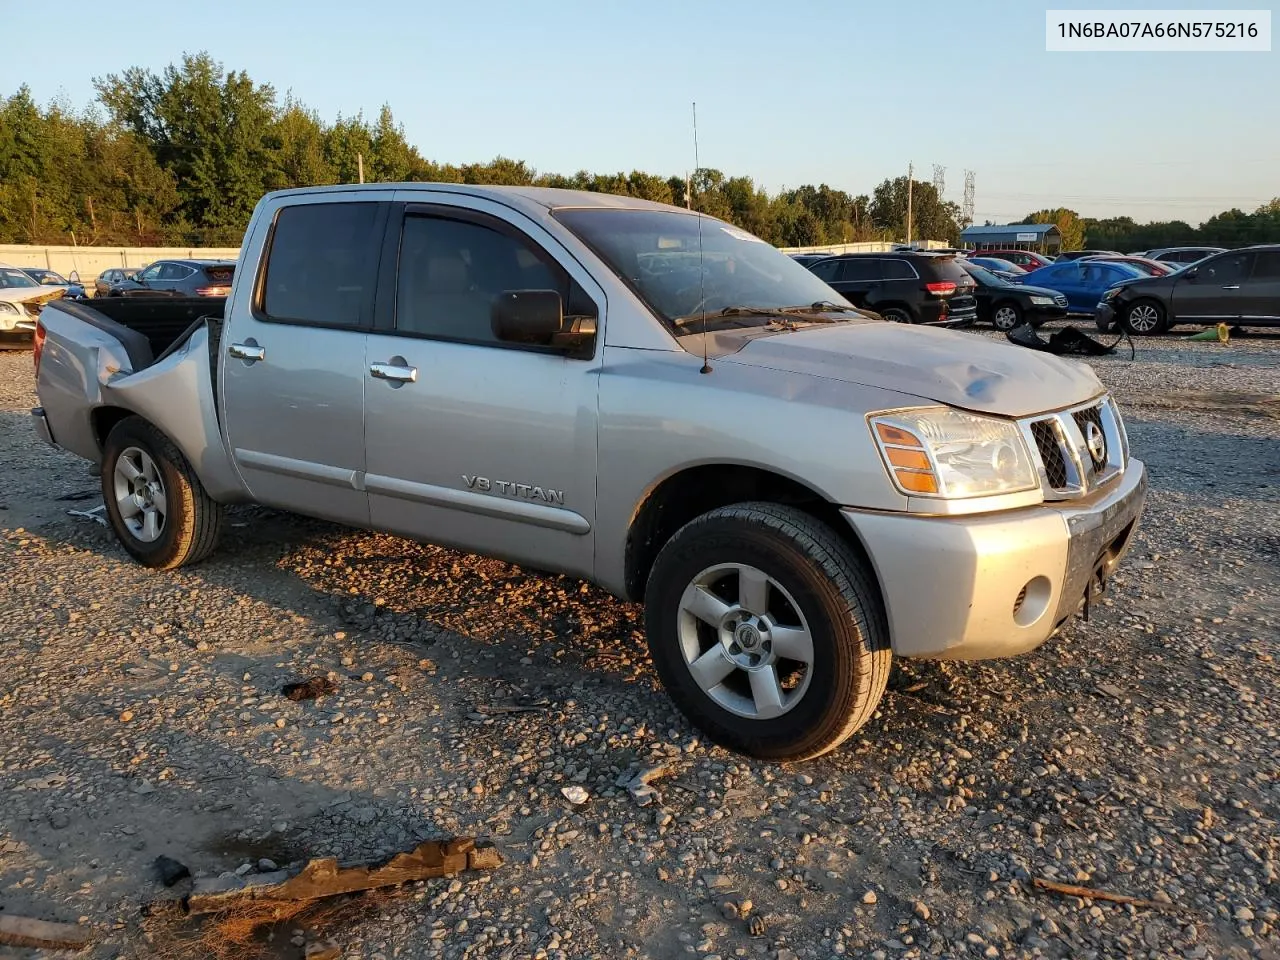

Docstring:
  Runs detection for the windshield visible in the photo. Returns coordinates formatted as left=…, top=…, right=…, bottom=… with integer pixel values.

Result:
left=0, top=268, right=39, bottom=290
left=554, top=209, right=855, bottom=332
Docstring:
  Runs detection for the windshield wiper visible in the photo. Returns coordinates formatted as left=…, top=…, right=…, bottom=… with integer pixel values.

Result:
left=776, top=301, right=862, bottom=317
left=672, top=305, right=789, bottom=328
left=672, top=302, right=857, bottom=328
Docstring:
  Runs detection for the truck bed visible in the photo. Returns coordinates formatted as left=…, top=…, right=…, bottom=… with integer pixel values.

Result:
left=42, top=297, right=226, bottom=372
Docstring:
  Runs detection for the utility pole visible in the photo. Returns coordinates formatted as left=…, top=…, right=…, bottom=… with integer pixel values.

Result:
left=357, top=153, right=364, bottom=184
left=906, top=162, right=913, bottom=246
left=685, top=172, right=692, bottom=209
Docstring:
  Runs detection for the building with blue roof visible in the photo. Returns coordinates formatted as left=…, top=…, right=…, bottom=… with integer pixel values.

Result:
left=960, top=223, right=1063, bottom=254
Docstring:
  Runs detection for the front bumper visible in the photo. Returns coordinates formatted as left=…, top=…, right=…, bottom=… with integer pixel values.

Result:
left=1096, top=302, right=1117, bottom=332
left=842, top=459, right=1147, bottom=660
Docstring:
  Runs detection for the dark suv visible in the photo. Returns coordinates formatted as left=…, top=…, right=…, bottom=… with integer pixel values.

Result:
left=107, top=259, right=236, bottom=298
left=807, top=252, right=978, bottom=325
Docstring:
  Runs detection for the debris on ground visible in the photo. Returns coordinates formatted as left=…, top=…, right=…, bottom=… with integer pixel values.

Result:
left=281, top=676, right=339, bottom=701
left=560, top=785, right=589, bottom=805
left=66, top=504, right=107, bottom=525
left=185, top=837, right=502, bottom=915
left=618, top=763, right=673, bottom=806
left=0, top=914, right=93, bottom=949
left=1031, top=876, right=1175, bottom=911
left=304, top=934, right=341, bottom=959
left=155, top=855, right=192, bottom=887
left=466, top=697, right=550, bottom=720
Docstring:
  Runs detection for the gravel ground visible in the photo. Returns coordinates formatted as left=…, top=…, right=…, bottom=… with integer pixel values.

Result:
left=1, top=325, right=1278, bottom=960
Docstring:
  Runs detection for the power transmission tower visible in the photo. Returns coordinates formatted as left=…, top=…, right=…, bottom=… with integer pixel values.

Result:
left=962, top=170, right=976, bottom=228
left=932, top=164, right=946, bottom=200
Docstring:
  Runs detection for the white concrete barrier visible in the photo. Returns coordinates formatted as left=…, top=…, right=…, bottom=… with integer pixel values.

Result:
left=0, top=245, right=241, bottom=284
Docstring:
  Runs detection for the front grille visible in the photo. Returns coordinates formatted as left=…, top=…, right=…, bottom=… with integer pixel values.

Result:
left=1022, top=397, right=1125, bottom=500
left=1030, top=420, right=1068, bottom=488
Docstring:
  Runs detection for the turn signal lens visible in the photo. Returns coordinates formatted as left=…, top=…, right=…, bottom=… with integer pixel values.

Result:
left=886, top=447, right=931, bottom=470
left=896, top=470, right=939, bottom=494
left=875, top=423, right=921, bottom=447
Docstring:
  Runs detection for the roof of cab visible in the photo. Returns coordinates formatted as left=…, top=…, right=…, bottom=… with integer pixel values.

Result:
left=260, top=182, right=687, bottom=216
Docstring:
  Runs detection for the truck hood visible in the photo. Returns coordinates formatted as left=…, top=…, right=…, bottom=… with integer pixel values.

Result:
left=719, top=322, right=1104, bottom=418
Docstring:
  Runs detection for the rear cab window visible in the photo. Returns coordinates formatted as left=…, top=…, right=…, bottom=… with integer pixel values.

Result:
left=259, top=202, right=386, bottom=328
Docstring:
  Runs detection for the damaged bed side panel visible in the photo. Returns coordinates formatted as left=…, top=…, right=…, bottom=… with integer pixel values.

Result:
left=100, top=324, right=249, bottom=502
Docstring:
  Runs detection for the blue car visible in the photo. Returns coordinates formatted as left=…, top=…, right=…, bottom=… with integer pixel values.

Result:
left=1014, top=259, right=1146, bottom=313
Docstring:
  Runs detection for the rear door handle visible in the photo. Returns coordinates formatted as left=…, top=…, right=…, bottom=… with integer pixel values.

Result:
left=370, top=360, right=418, bottom=384
left=1222, top=285, right=1240, bottom=290
left=228, top=342, right=266, bottom=362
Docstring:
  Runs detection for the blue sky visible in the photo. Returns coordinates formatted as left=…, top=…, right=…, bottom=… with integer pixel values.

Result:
left=4, top=0, right=1276, bottom=225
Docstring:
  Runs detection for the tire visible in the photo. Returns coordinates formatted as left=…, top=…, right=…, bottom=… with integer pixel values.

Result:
left=878, top=306, right=912, bottom=324
left=1122, top=299, right=1167, bottom=336
left=644, top=502, right=891, bottom=761
left=101, top=416, right=224, bottom=569
left=991, top=301, right=1023, bottom=331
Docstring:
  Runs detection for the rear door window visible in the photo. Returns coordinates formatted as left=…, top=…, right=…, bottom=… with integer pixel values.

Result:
left=838, top=259, right=881, bottom=282
left=261, top=202, right=385, bottom=328
left=1250, top=251, right=1280, bottom=280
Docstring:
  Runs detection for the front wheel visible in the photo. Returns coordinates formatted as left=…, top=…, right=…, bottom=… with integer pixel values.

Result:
left=644, top=503, right=891, bottom=761
left=101, top=416, right=224, bottom=569
left=1123, top=299, right=1167, bottom=335
left=991, top=302, right=1024, bottom=331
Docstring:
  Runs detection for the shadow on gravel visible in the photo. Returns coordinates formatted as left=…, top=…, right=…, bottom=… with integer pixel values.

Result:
left=1127, top=419, right=1280, bottom=502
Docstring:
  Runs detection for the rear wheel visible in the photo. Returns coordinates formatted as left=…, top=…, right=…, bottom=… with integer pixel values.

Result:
left=991, top=302, right=1024, bottom=331
left=1123, top=299, right=1167, bottom=335
left=101, top=416, right=224, bottom=569
left=878, top=306, right=912, bottom=324
left=644, top=503, right=891, bottom=761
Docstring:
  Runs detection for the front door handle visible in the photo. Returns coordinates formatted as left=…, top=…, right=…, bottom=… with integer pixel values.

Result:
left=1221, top=285, right=1240, bottom=290
left=370, top=360, right=418, bottom=384
left=228, top=342, right=266, bottom=362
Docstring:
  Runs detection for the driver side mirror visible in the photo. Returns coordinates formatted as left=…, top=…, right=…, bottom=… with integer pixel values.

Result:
left=1183, top=267, right=1198, bottom=281
left=491, top=290, right=596, bottom=359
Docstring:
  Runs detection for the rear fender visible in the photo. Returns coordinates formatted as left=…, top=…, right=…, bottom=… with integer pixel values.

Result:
left=101, top=324, right=248, bottom=502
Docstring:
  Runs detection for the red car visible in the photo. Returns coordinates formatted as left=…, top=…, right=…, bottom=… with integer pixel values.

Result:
left=968, top=248, right=1054, bottom=271
left=1077, top=255, right=1176, bottom=277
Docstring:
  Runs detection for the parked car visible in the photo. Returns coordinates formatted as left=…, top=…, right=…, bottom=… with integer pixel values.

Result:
left=1077, top=255, right=1177, bottom=277
left=0, top=264, right=65, bottom=345
left=958, top=261, right=1069, bottom=330
left=107, top=259, right=236, bottom=298
left=967, top=249, right=1055, bottom=271
left=18, top=267, right=86, bottom=299
left=969, top=256, right=1027, bottom=277
left=1143, top=246, right=1227, bottom=269
left=1015, top=260, right=1147, bottom=313
left=1055, top=250, right=1124, bottom=262
left=1096, top=245, right=1280, bottom=335
left=788, top=253, right=831, bottom=269
left=95, top=267, right=140, bottom=297
left=807, top=251, right=978, bottom=325
left=31, top=184, right=1147, bottom=761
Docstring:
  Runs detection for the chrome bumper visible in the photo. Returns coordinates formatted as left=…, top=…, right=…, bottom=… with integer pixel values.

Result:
left=31, top=407, right=55, bottom=446
left=842, top=460, right=1147, bottom=660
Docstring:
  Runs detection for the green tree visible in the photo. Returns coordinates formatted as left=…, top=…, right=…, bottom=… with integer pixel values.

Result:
left=869, top=177, right=961, bottom=243
left=1019, top=208, right=1085, bottom=251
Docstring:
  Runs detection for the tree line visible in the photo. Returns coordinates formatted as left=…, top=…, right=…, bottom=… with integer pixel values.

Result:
left=1015, top=205, right=1280, bottom=253
left=1, top=52, right=1274, bottom=252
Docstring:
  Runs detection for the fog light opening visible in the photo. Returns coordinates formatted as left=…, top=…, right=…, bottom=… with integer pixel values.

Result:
left=1013, top=576, right=1052, bottom=627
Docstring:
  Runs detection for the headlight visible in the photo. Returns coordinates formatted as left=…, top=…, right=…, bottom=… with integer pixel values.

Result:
left=1029, top=295, right=1055, bottom=306
left=0, top=302, right=18, bottom=315
left=1101, top=287, right=1121, bottom=302
left=870, top=408, right=1039, bottom=498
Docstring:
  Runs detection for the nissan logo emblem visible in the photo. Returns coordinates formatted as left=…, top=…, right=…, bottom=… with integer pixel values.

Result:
left=1085, top=422, right=1106, bottom=463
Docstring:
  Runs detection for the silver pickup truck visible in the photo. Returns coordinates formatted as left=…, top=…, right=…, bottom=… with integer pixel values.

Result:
left=31, top=184, right=1147, bottom=760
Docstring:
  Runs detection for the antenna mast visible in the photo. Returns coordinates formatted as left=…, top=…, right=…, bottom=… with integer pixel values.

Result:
left=962, top=170, right=976, bottom=228
left=906, top=161, right=913, bottom=246
left=693, top=101, right=711, bottom=374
